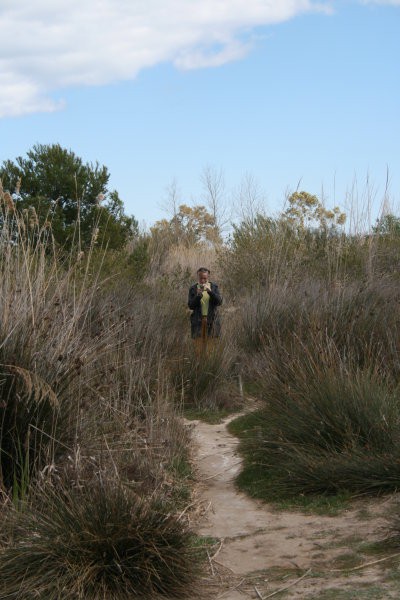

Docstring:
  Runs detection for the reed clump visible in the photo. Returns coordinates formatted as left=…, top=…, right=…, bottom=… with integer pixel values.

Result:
left=173, top=338, right=240, bottom=410
left=0, top=479, right=199, bottom=600
left=221, top=211, right=400, bottom=500
left=0, top=194, right=202, bottom=597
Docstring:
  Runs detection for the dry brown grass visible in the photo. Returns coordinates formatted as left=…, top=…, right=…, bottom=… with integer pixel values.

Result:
left=0, top=197, right=204, bottom=596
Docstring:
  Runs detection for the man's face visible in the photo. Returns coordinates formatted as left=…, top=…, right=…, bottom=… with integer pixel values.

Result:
left=198, top=271, right=209, bottom=285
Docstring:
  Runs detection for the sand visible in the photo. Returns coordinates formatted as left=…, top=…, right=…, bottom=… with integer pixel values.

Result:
left=187, top=413, right=399, bottom=599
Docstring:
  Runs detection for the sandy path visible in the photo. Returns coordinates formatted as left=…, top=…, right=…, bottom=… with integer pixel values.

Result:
left=188, top=413, right=399, bottom=599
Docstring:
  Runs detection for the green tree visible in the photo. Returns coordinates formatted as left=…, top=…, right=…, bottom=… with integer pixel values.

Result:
left=373, top=214, right=400, bottom=237
left=0, top=144, right=135, bottom=249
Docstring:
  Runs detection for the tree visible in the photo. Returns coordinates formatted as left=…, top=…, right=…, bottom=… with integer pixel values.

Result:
left=283, top=191, right=346, bottom=232
left=373, top=214, right=400, bottom=237
left=200, top=165, right=228, bottom=240
left=0, top=144, right=135, bottom=249
left=151, top=204, right=220, bottom=248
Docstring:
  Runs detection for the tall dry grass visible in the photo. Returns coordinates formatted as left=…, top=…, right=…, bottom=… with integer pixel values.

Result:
left=0, top=192, right=202, bottom=597
left=220, top=213, right=400, bottom=499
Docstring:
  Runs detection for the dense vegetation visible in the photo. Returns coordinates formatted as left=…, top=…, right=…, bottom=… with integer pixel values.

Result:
left=2, top=148, right=400, bottom=596
left=223, top=194, right=400, bottom=507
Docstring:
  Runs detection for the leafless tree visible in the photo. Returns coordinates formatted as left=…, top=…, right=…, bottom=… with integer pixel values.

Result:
left=200, top=165, right=231, bottom=238
left=162, top=177, right=181, bottom=219
left=233, top=172, right=266, bottom=225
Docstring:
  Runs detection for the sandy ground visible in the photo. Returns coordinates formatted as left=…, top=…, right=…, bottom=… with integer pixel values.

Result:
left=187, top=413, right=400, bottom=599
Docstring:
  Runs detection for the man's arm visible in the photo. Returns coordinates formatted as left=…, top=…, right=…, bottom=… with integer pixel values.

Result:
left=188, top=285, right=201, bottom=309
left=207, top=283, right=222, bottom=306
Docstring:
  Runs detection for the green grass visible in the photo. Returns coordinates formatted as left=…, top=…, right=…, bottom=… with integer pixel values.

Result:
left=228, top=411, right=352, bottom=515
left=307, top=586, right=395, bottom=600
left=184, top=406, right=238, bottom=424
left=228, top=355, right=400, bottom=503
left=166, top=454, right=193, bottom=506
left=227, top=410, right=261, bottom=437
left=190, top=535, right=220, bottom=560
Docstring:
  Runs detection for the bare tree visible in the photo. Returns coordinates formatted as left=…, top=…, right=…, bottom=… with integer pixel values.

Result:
left=233, top=172, right=266, bottom=225
left=200, top=165, right=231, bottom=238
left=162, top=177, right=181, bottom=219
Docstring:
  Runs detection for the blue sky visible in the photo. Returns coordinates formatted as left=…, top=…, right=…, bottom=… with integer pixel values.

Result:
left=0, top=0, right=399, bottom=229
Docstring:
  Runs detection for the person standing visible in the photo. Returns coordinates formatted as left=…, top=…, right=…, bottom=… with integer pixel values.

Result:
left=188, top=267, right=222, bottom=354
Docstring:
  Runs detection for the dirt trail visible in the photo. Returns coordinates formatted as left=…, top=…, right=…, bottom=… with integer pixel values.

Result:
left=188, top=413, right=399, bottom=599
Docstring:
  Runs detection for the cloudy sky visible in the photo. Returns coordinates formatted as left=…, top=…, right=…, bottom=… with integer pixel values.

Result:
left=0, top=0, right=399, bottom=227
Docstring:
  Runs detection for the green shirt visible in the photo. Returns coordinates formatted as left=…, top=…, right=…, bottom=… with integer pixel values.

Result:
left=198, top=284, right=210, bottom=316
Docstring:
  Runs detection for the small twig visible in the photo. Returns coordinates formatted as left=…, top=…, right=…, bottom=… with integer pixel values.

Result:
left=199, top=499, right=212, bottom=515
left=330, top=552, right=400, bottom=573
left=262, top=568, right=312, bottom=599
left=206, top=550, right=215, bottom=576
left=103, top=435, right=119, bottom=478
left=254, top=585, right=264, bottom=599
left=176, top=501, right=197, bottom=522
left=212, top=559, right=236, bottom=574
left=210, top=538, right=225, bottom=561
left=216, top=578, right=245, bottom=598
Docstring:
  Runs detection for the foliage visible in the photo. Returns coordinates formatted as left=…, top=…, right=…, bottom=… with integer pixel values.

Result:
left=373, top=213, right=400, bottom=237
left=219, top=191, right=348, bottom=295
left=283, top=190, right=346, bottom=231
left=126, top=234, right=150, bottom=281
left=0, top=195, right=190, bottom=497
left=369, top=214, right=400, bottom=276
left=227, top=261, right=400, bottom=502
left=0, top=480, right=200, bottom=599
left=0, top=365, right=59, bottom=495
left=228, top=412, right=352, bottom=515
left=0, top=144, right=135, bottom=249
left=231, top=360, right=400, bottom=500
left=151, top=203, right=220, bottom=249
left=173, top=340, right=240, bottom=411
left=237, top=277, right=400, bottom=378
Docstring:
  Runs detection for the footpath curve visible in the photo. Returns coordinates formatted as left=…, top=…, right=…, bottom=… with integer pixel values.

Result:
left=188, top=413, right=395, bottom=599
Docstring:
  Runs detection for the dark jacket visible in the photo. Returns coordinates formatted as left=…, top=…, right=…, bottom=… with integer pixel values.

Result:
left=188, top=282, right=223, bottom=339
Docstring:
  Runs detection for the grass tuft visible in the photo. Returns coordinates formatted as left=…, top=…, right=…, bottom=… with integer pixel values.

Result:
left=0, top=479, right=200, bottom=599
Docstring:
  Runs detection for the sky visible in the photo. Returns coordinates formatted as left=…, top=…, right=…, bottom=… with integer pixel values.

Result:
left=0, top=0, right=399, bottom=230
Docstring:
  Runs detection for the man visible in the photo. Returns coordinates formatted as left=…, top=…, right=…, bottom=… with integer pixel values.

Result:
left=188, top=267, right=222, bottom=353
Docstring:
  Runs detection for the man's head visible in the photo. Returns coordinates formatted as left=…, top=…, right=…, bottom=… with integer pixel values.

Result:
left=197, top=267, right=210, bottom=285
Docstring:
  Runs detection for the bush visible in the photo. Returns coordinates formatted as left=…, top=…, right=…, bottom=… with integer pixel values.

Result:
left=173, top=339, right=240, bottom=411
left=238, top=277, right=400, bottom=380
left=0, top=201, right=192, bottom=505
left=238, top=344, right=400, bottom=498
left=0, top=480, right=200, bottom=599
left=0, top=365, right=59, bottom=494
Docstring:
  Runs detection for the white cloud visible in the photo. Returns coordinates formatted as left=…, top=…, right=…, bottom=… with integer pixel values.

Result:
left=0, top=0, right=330, bottom=118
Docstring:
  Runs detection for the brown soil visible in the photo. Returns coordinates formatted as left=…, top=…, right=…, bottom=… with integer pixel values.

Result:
left=187, top=413, right=400, bottom=599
